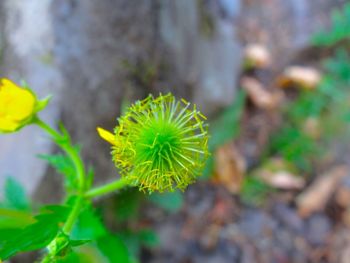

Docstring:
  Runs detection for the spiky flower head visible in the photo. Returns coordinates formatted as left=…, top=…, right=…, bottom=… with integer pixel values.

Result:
left=98, top=93, right=209, bottom=192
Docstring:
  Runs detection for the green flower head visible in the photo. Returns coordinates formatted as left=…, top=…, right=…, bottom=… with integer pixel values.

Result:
left=98, top=93, right=209, bottom=192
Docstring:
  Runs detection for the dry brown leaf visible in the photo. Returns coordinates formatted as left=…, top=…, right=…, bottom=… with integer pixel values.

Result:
left=261, top=171, right=305, bottom=190
left=213, top=142, right=246, bottom=194
left=244, top=43, right=271, bottom=68
left=278, top=66, right=321, bottom=90
left=297, top=166, right=348, bottom=218
left=254, top=158, right=304, bottom=190
left=241, top=77, right=281, bottom=109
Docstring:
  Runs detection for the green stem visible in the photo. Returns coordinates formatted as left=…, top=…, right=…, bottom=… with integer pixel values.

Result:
left=34, top=117, right=130, bottom=262
left=34, top=117, right=86, bottom=192
left=85, top=177, right=129, bottom=198
left=63, top=196, right=84, bottom=233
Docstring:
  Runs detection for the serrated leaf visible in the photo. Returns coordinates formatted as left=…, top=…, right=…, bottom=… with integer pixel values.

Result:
left=4, top=177, right=30, bottom=210
left=39, top=153, right=77, bottom=191
left=148, top=190, right=183, bottom=213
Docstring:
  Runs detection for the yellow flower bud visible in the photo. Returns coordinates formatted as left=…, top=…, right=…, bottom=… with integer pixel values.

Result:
left=0, top=78, right=50, bottom=133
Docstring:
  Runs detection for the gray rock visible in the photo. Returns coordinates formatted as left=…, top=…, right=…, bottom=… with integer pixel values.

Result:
left=160, top=0, right=243, bottom=116
left=305, top=214, right=332, bottom=246
left=273, top=203, right=304, bottom=233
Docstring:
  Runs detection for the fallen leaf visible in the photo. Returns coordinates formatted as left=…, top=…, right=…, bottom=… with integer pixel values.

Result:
left=254, top=158, right=304, bottom=190
left=244, top=43, right=271, bottom=69
left=213, top=142, right=246, bottom=194
left=241, top=77, right=281, bottom=110
left=278, top=66, right=321, bottom=90
left=297, top=166, right=348, bottom=217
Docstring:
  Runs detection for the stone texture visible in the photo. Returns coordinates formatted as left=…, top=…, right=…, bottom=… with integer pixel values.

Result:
left=160, top=0, right=243, bottom=116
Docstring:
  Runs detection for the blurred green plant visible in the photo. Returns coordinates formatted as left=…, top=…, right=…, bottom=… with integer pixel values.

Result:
left=241, top=3, right=350, bottom=205
left=312, top=3, right=350, bottom=47
left=267, top=4, right=350, bottom=174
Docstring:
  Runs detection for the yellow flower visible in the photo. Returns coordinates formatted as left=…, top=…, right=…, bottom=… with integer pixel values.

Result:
left=0, top=78, right=50, bottom=133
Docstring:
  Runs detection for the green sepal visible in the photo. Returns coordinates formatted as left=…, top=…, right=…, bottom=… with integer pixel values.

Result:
left=35, top=95, right=52, bottom=113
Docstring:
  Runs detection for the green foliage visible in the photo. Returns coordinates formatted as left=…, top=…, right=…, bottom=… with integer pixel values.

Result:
left=312, top=3, right=350, bottom=46
left=39, top=153, right=77, bottom=192
left=0, top=205, right=70, bottom=260
left=148, top=190, right=184, bottom=213
left=269, top=50, right=350, bottom=172
left=240, top=176, right=273, bottom=206
left=96, top=234, right=129, bottom=263
left=71, top=205, right=106, bottom=240
left=2, top=177, right=30, bottom=210
left=70, top=205, right=131, bottom=263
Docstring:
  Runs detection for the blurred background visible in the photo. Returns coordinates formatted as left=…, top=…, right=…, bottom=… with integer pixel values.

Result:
left=1, top=0, right=350, bottom=262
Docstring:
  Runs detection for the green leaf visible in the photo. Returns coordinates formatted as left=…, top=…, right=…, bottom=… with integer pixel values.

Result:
left=0, top=207, right=35, bottom=229
left=39, top=153, right=77, bottom=191
left=71, top=205, right=131, bottom=262
left=4, top=177, right=30, bottom=210
left=71, top=205, right=106, bottom=240
left=0, top=205, right=70, bottom=260
left=148, top=190, right=183, bottom=213
left=70, top=239, right=91, bottom=247
left=96, top=234, right=130, bottom=263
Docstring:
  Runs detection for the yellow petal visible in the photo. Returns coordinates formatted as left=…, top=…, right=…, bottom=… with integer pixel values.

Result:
left=97, top=127, right=116, bottom=145
left=0, top=118, right=20, bottom=132
left=0, top=79, right=36, bottom=121
left=1, top=78, right=21, bottom=91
